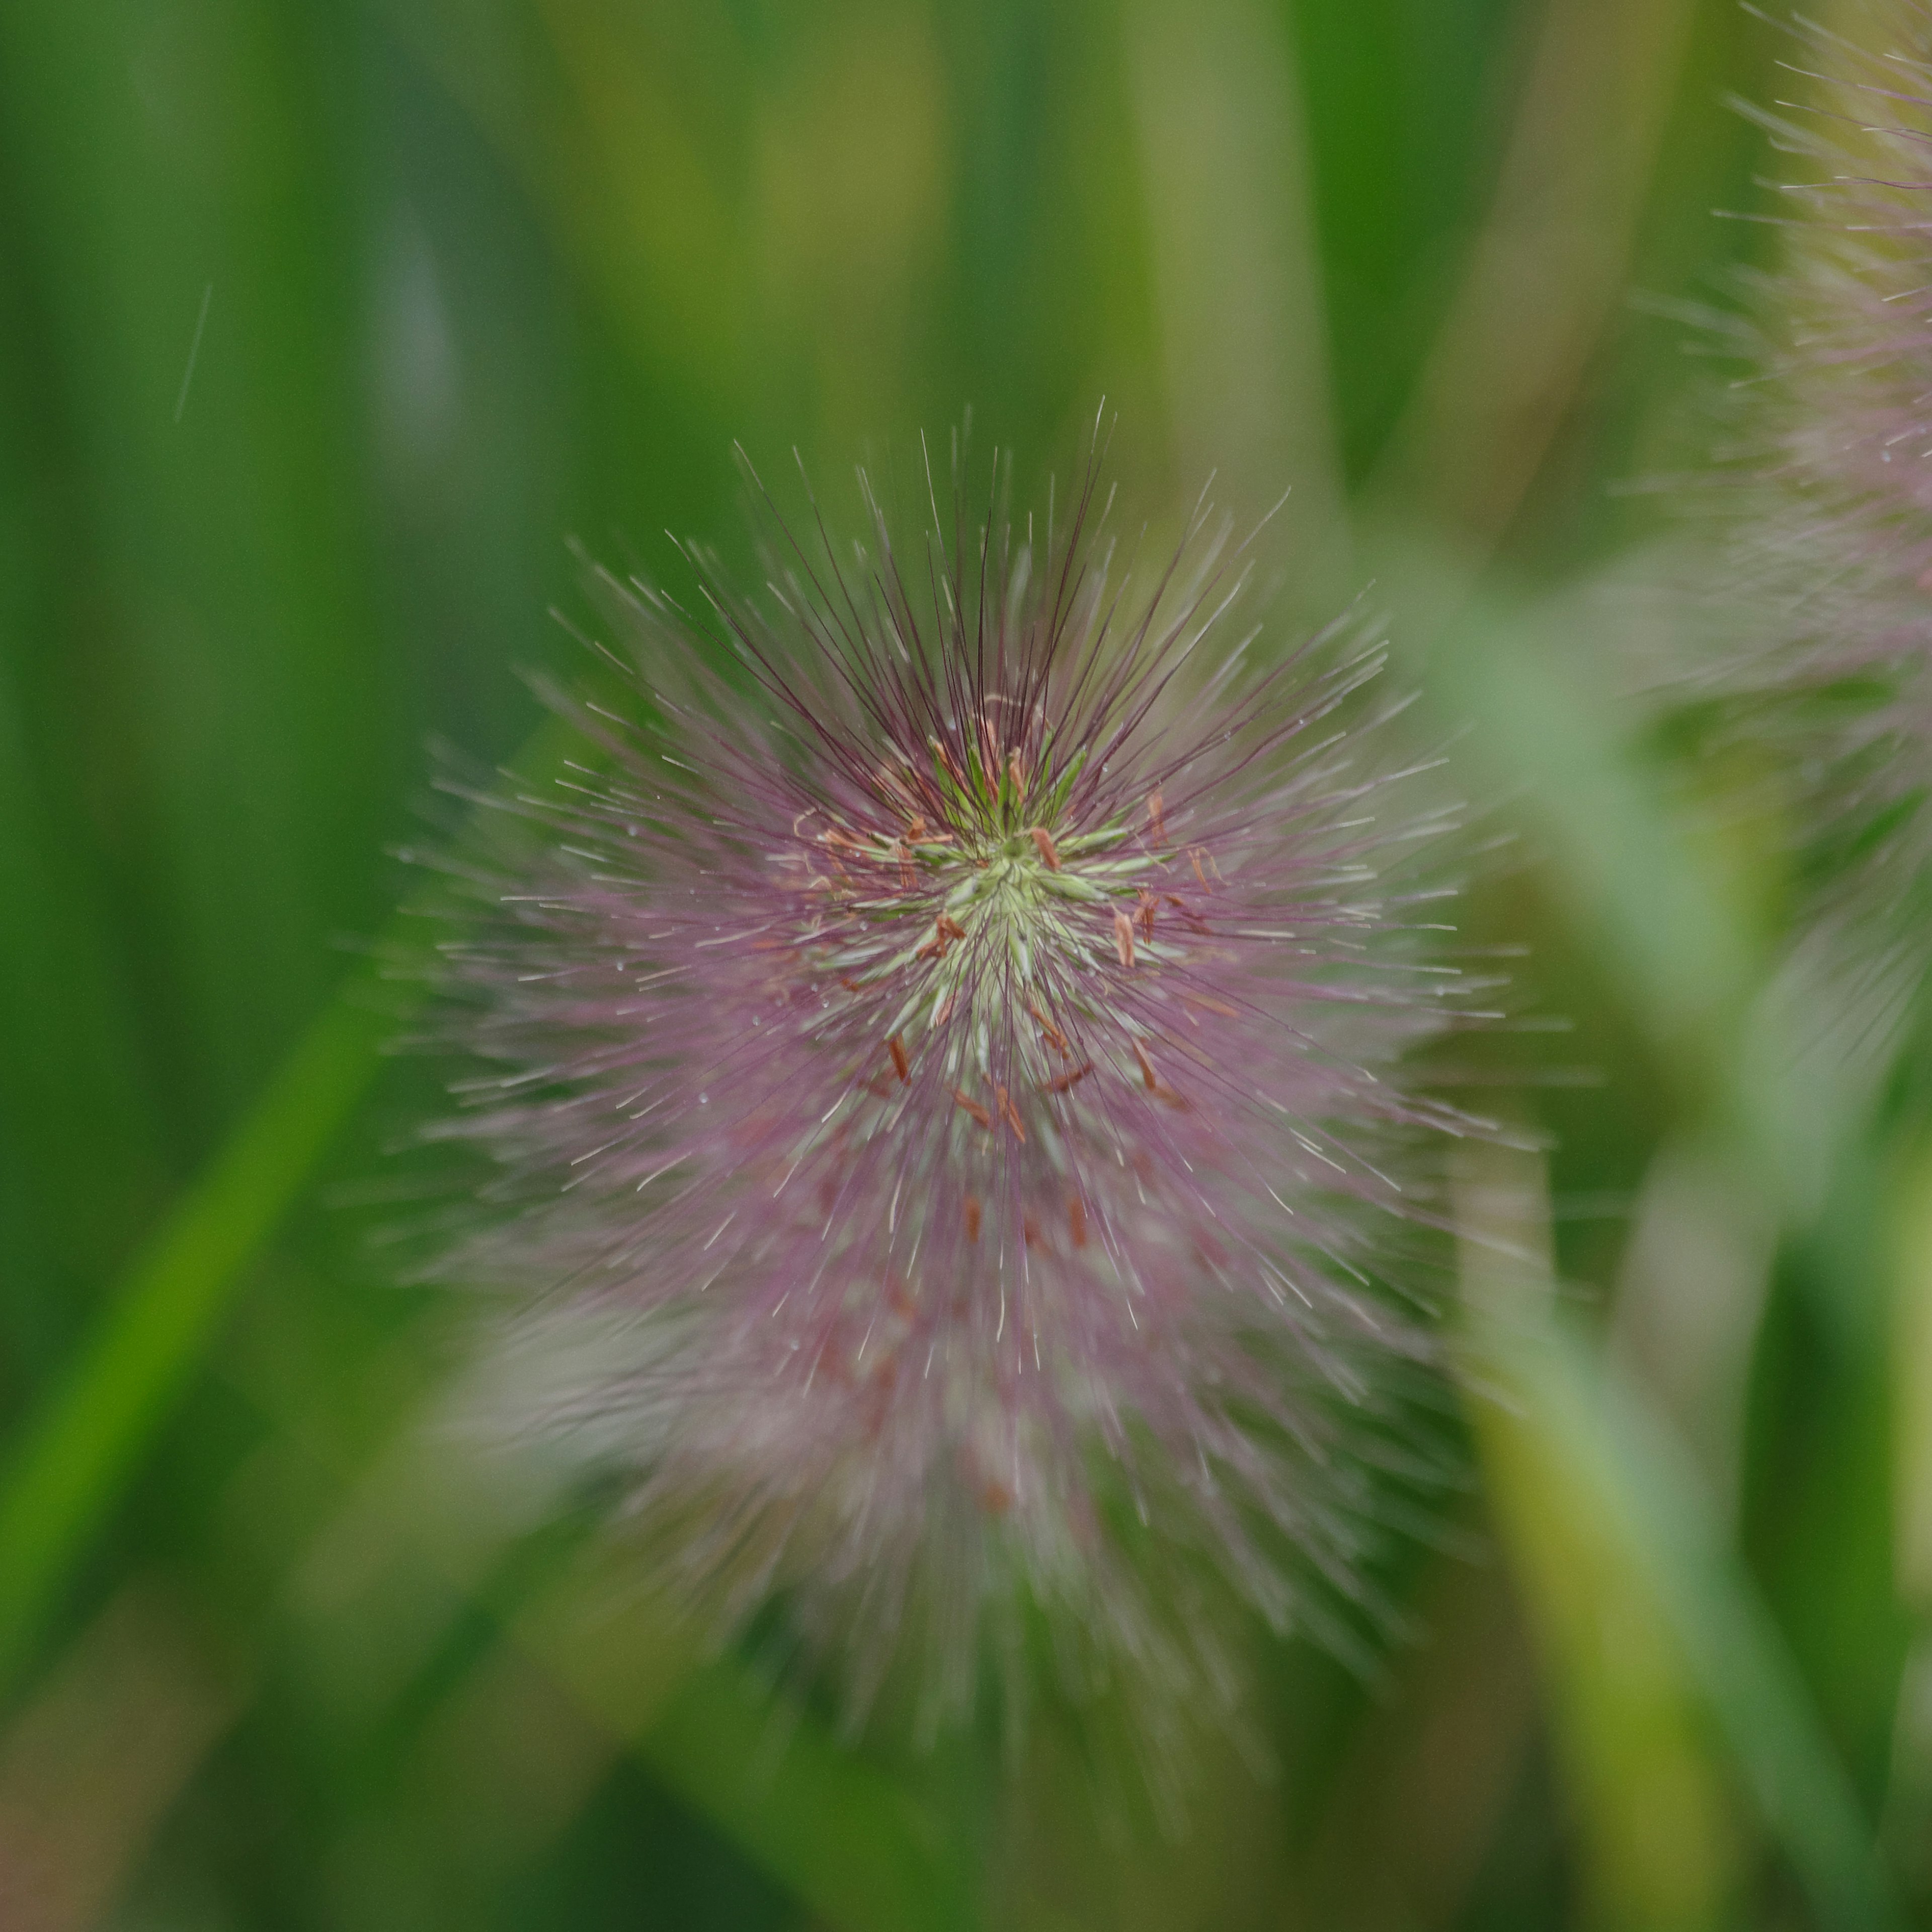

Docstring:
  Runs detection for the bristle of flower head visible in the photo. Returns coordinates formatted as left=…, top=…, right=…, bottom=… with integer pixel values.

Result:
left=426, top=425, right=1484, bottom=1741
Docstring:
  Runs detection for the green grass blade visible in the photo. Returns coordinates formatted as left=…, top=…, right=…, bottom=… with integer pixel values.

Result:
left=0, top=715, right=590, bottom=1695
left=1462, top=1148, right=1902, bottom=1930
left=641, top=1665, right=979, bottom=1932
left=0, top=982, right=402, bottom=1691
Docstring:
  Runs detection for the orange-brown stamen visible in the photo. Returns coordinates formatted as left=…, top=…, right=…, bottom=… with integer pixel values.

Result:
left=964, top=1195, right=982, bottom=1243
left=1029, top=826, right=1062, bottom=871
left=888, top=1034, right=910, bottom=1083
left=1068, top=1194, right=1088, bottom=1249
left=916, top=912, right=968, bottom=962
left=1026, top=996, right=1069, bottom=1057
left=930, top=737, right=967, bottom=794
left=996, top=1084, right=1026, bottom=1142
left=1113, top=908, right=1136, bottom=968
left=949, top=1085, right=993, bottom=1129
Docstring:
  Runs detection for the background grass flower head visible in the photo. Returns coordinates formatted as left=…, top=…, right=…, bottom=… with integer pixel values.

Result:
left=427, top=434, right=1487, bottom=1730
left=1684, top=4, right=1932, bottom=1005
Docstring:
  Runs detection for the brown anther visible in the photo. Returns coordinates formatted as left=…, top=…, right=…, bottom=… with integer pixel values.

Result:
left=841, top=975, right=866, bottom=993
left=933, top=993, right=954, bottom=1026
left=1131, top=1039, right=1159, bottom=1092
left=904, top=815, right=928, bottom=841
left=964, top=1195, right=982, bottom=1244
left=1136, top=888, right=1158, bottom=940
left=931, top=736, right=964, bottom=787
left=1113, top=908, right=1137, bottom=968
left=1147, top=787, right=1167, bottom=843
left=996, top=1084, right=1027, bottom=1142
left=1043, top=1061, right=1093, bottom=1094
left=1068, top=1194, right=1088, bottom=1248
left=1008, top=751, right=1027, bottom=800
left=1028, top=826, right=1062, bottom=871
left=949, top=1085, right=993, bottom=1129
left=862, top=1074, right=897, bottom=1099
left=888, top=1034, right=910, bottom=1083
left=917, top=913, right=966, bottom=962
left=1022, top=1212, right=1043, bottom=1248
left=979, top=1480, right=1014, bottom=1515
left=1026, top=996, right=1070, bottom=1057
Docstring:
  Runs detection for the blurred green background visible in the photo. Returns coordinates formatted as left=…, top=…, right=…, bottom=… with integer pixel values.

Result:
left=4, top=0, right=1929, bottom=1925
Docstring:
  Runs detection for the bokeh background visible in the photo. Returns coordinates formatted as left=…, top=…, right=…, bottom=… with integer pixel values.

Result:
left=2, top=0, right=1927, bottom=1925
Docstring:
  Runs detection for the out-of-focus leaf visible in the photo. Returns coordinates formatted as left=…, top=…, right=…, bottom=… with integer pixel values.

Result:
left=1363, top=0, right=1701, bottom=544
left=0, top=1581, right=244, bottom=1932
left=1460, top=1142, right=1901, bottom=1932
left=0, top=984, right=398, bottom=1694
left=640, top=1658, right=980, bottom=1932
left=1390, top=568, right=1762, bottom=1102
left=0, top=699, right=594, bottom=1697
left=1123, top=0, right=1346, bottom=570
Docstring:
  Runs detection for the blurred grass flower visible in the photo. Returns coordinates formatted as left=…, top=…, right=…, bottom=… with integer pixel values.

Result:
left=425, top=435, right=1480, bottom=1736
left=1683, top=6, right=1932, bottom=997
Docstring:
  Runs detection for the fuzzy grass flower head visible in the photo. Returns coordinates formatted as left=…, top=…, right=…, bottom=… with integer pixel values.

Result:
left=1685, top=4, right=1932, bottom=986
left=431, top=438, right=1479, bottom=1724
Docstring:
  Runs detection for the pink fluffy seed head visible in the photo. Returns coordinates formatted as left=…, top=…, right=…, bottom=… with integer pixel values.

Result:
left=1679, top=6, right=1932, bottom=994
left=424, top=437, right=1485, bottom=1737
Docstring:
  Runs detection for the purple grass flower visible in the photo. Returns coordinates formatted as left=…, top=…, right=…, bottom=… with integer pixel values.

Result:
left=428, top=438, right=1478, bottom=1730
left=1682, top=7, right=1932, bottom=986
